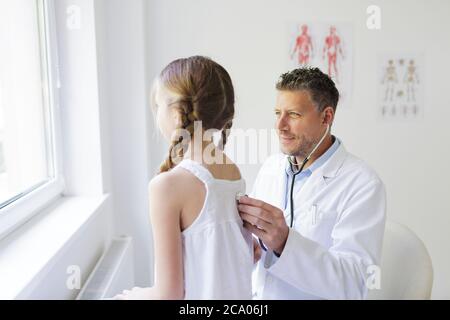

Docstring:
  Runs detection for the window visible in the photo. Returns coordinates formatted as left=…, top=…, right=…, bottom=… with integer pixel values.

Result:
left=0, top=0, right=64, bottom=238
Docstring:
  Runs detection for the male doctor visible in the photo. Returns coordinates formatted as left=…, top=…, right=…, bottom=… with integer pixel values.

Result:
left=238, top=67, right=386, bottom=299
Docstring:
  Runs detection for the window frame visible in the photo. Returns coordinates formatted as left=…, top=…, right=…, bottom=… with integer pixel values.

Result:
left=0, top=0, right=65, bottom=240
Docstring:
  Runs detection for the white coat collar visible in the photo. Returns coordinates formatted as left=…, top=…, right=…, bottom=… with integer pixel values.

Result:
left=316, top=142, right=348, bottom=180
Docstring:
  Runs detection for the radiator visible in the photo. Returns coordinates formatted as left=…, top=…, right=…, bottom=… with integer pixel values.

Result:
left=76, top=236, right=135, bottom=300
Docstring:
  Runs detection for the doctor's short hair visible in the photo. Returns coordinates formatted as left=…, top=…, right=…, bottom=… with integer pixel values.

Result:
left=275, top=67, right=339, bottom=112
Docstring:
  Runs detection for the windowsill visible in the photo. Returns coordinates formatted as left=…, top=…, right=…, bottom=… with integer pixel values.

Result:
left=0, top=194, right=110, bottom=300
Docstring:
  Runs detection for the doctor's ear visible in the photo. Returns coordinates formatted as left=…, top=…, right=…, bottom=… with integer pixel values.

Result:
left=321, top=106, right=334, bottom=126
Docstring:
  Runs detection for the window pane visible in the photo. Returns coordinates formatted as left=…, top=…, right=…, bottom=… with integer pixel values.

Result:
left=0, top=0, right=55, bottom=208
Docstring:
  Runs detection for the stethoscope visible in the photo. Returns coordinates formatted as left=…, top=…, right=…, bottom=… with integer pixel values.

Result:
left=259, top=124, right=330, bottom=253
left=286, top=124, right=330, bottom=228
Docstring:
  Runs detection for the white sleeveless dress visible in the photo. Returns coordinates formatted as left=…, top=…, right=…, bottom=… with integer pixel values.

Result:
left=176, top=159, right=253, bottom=300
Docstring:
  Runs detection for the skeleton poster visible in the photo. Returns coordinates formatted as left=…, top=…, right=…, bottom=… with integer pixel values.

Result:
left=288, top=23, right=353, bottom=108
left=378, top=54, right=424, bottom=120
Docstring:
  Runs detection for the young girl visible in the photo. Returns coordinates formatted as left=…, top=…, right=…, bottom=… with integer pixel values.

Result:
left=115, top=56, right=254, bottom=300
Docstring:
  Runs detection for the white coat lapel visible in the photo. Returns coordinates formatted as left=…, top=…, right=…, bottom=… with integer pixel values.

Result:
left=294, top=144, right=349, bottom=213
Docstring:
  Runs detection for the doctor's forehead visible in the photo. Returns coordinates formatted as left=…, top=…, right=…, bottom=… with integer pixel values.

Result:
left=275, top=89, right=316, bottom=111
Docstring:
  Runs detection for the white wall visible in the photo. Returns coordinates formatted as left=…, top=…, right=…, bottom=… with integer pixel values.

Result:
left=146, top=0, right=450, bottom=298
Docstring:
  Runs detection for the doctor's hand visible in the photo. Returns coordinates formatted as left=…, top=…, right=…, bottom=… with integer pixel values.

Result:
left=238, top=196, right=289, bottom=256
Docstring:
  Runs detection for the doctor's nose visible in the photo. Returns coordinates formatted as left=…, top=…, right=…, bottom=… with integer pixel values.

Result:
left=276, top=114, right=290, bottom=131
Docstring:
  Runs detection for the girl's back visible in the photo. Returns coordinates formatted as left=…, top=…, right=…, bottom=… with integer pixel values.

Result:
left=172, top=155, right=253, bottom=299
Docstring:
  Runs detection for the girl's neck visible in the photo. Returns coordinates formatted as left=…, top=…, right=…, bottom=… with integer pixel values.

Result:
left=184, top=139, right=223, bottom=165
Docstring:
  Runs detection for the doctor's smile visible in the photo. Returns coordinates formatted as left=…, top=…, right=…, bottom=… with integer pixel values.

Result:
left=279, top=135, right=296, bottom=146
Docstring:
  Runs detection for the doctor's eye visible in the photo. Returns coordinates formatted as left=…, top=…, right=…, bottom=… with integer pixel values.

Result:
left=288, top=112, right=301, bottom=119
left=274, top=110, right=281, bottom=117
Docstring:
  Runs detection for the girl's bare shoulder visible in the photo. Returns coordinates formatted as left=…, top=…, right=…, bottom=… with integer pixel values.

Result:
left=149, top=167, right=204, bottom=198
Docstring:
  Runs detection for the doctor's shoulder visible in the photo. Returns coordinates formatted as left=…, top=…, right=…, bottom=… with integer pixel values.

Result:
left=340, top=152, right=385, bottom=190
left=335, top=152, right=387, bottom=225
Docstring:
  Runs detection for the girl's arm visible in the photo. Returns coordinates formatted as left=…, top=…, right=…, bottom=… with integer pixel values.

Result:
left=115, top=173, right=184, bottom=300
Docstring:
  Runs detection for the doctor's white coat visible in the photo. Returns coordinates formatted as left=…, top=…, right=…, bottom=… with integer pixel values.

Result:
left=251, top=142, right=386, bottom=300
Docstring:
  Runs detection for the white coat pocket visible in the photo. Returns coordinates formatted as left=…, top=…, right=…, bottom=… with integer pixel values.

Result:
left=298, top=205, right=338, bottom=246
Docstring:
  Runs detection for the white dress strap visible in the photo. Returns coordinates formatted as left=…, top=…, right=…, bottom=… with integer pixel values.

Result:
left=176, top=159, right=214, bottom=185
